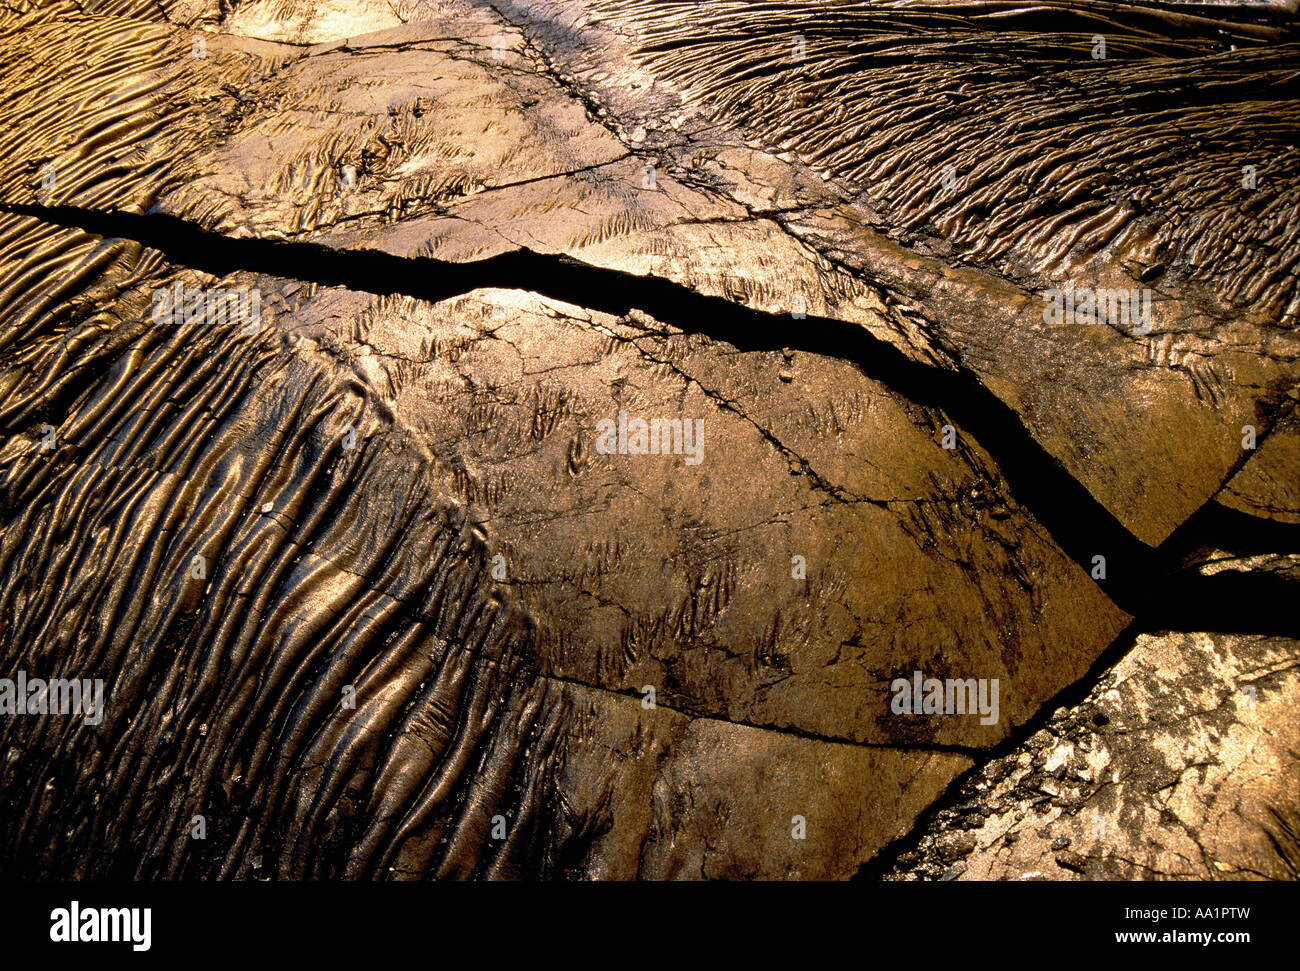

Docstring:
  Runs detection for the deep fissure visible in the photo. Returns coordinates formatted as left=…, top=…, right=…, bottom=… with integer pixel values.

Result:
left=2, top=201, right=1296, bottom=638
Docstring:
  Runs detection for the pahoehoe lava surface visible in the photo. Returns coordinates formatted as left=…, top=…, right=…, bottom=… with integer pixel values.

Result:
left=0, top=0, right=1296, bottom=880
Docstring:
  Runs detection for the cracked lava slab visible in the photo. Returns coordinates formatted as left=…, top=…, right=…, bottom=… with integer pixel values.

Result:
left=0, top=0, right=1295, bottom=880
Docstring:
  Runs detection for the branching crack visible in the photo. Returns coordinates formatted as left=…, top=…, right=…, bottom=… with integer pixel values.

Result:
left=2, top=202, right=1296, bottom=637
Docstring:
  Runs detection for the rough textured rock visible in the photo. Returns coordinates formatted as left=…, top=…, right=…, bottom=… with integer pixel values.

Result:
left=0, top=0, right=1296, bottom=881
left=876, top=631, right=1300, bottom=881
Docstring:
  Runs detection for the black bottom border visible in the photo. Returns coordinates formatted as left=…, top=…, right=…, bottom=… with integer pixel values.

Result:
left=2, top=879, right=1292, bottom=959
